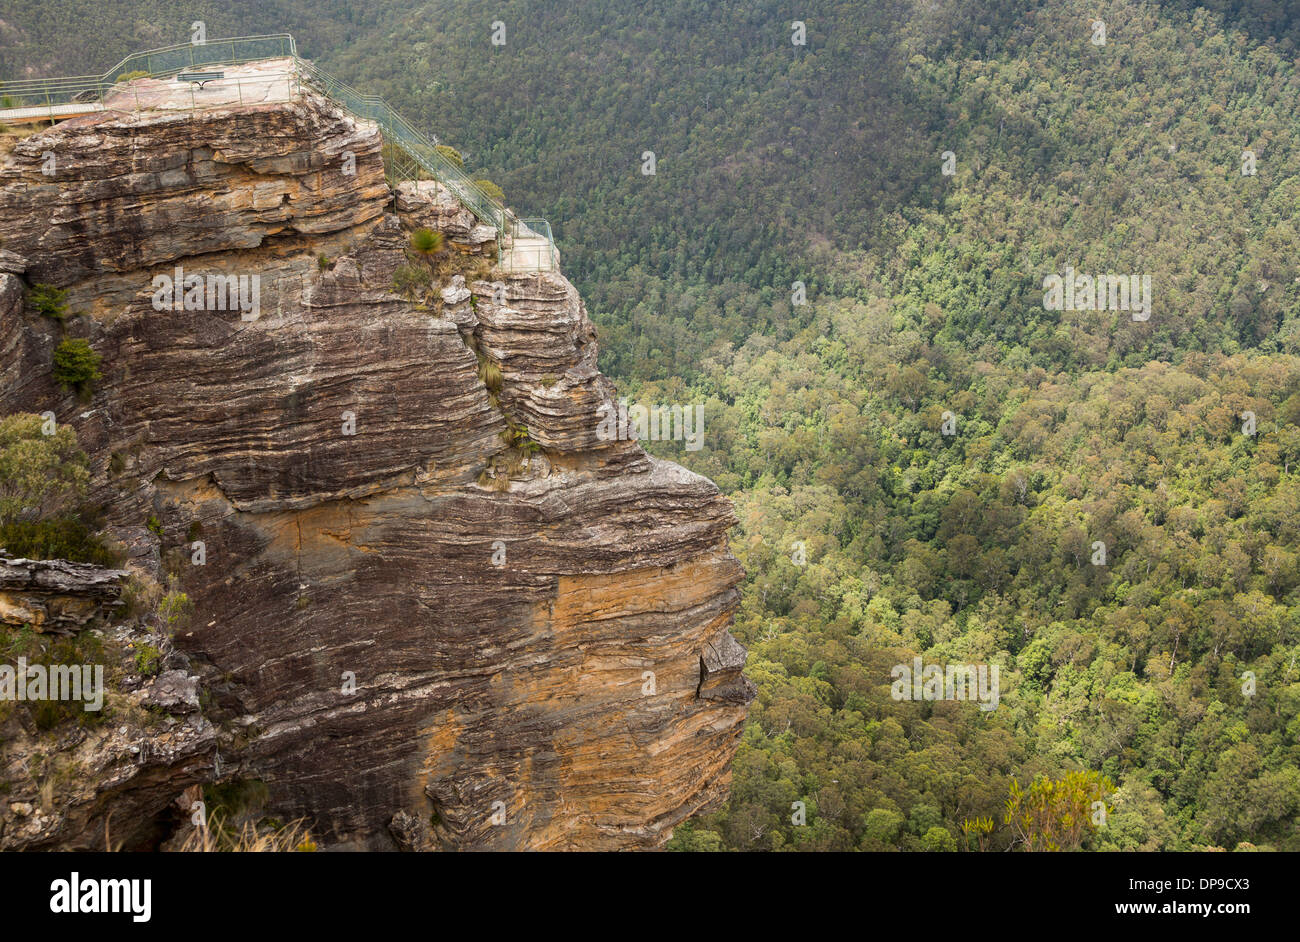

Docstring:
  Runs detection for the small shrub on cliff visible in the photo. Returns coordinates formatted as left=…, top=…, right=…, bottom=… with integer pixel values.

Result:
left=473, top=179, right=505, bottom=203
left=1, top=624, right=108, bottom=729
left=51, top=337, right=101, bottom=397
left=29, top=283, right=70, bottom=321
left=505, top=421, right=540, bottom=457
left=0, top=415, right=117, bottom=564
left=478, top=359, right=503, bottom=394
left=434, top=144, right=464, bottom=169
left=392, top=263, right=432, bottom=303
left=120, top=575, right=162, bottom=619
left=0, top=518, right=118, bottom=566
left=116, top=70, right=150, bottom=83
left=133, top=641, right=162, bottom=677
left=409, top=227, right=445, bottom=263
left=159, top=589, right=193, bottom=628
left=0, top=413, right=89, bottom=527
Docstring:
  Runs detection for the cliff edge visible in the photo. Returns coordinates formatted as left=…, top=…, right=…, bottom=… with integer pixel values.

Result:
left=0, top=68, right=752, bottom=850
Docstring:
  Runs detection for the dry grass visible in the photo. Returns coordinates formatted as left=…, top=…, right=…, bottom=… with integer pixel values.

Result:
left=179, top=813, right=318, bottom=852
left=0, top=123, right=44, bottom=161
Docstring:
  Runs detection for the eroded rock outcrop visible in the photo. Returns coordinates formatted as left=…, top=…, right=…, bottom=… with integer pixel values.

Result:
left=0, top=554, right=128, bottom=631
left=0, top=559, right=216, bottom=852
left=0, top=75, right=751, bottom=849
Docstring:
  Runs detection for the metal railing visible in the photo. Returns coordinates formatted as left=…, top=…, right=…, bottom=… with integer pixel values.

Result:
left=108, top=35, right=297, bottom=81
left=293, top=59, right=508, bottom=233
left=502, top=217, right=559, bottom=272
left=0, top=34, right=557, bottom=271
left=0, top=34, right=298, bottom=114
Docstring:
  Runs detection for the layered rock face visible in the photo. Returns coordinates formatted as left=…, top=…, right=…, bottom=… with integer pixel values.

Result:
left=0, top=555, right=128, bottom=631
left=0, top=79, right=751, bottom=849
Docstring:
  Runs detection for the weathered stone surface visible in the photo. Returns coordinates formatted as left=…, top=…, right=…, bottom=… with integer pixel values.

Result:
left=388, top=809, right=434, bottom=852
left=396, top=180, right=498, bottom=254
left=0, top=84, right=750, bottom=849
left=0, top=250, right=28, bottom=275
left=144, top=670, right=201, bottom=714
left=700, top=629, right=759, bottom=703
left=0, top=707, right=216, bottom=851
left=0, top=554, right=128, bottom=631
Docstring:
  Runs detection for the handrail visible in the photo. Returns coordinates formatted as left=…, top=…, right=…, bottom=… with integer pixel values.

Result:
left=104, top=34, right=296, bottom=83
left=294, top=58, right=508, bottom=231
left=0, top=33, right=556, bottom=268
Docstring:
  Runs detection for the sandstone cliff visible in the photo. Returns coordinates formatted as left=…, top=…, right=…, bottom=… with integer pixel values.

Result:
left=0, top=77, right=752, bottom=849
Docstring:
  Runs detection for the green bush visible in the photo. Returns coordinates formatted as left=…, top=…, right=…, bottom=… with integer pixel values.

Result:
left=433, top=144, right=463, bottom=169
left=0, top=518, right=118, bottom=566
left=861, top=808, right=905, bottom=846
left=920, top=826, right=957, bottom=852
left=473, top=179, right=505, bottom=202
left=479, top=359, right=503, bottom=394
left=392, top=263, right=432, bottom=303
left=159, top=590, right=193, bottom=627
left=116, top=70, right=150, bottom=83
left=51, top=337, right=101, bottom=396
left=0, top=624, right=108, bottom=729
left=0, top=414, right=114, bottom=565
left=0, top=412, right=90, bottom=526
left=506, top=422, right=539, bottom=457
left=409, top=227, right=444, bottom=261
left=133, top=642, right=161, bottom=676
left=29, top=283, right=70, bottom=321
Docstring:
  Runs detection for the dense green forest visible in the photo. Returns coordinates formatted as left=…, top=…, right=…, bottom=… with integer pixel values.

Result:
left=4, top=0, right=1299, bottom=849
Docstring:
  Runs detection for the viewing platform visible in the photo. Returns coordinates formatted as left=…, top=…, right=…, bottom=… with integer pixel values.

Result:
left=0, top=35, right=557, bottom=273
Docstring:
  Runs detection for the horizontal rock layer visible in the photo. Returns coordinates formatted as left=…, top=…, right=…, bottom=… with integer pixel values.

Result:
left=0, top=554, right=128, bottom=632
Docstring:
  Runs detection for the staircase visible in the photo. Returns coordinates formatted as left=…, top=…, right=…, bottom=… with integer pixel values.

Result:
left=0, top=34, right=556, bottom=272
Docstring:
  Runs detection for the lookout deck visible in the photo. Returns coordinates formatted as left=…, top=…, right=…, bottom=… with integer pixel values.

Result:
left=0, top=102, right=105, bottom=124
left=0, top=36, right=558, bottom=273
